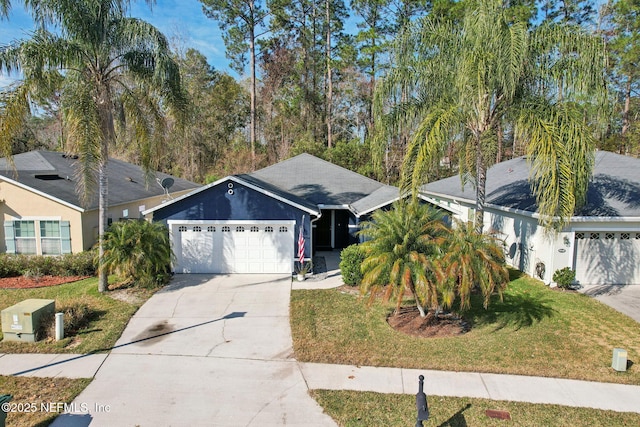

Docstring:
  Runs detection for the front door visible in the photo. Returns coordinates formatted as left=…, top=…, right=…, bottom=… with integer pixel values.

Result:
left=313, top=211, right=333, bottom=250
left=334, top=210, right=350, bottom=249
left=313, top=210, right=351, bottom=251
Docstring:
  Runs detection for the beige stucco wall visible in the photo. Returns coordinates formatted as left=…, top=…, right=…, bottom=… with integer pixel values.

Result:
left=0, top=180, right=85, bottom=253
left=80, top=192, right=192, bottom=251
left=0, top=179, right=195, bottom=254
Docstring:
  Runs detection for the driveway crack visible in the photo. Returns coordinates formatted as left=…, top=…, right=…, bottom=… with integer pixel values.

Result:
left=205, top=293, right=237, bottom=356
left=170, top=292, right=184, bottom=318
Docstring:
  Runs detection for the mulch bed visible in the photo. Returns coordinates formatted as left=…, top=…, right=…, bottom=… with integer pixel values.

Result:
left=387, top=306, right=471, bottom=338
left=0, top=275, right=89, bottom=289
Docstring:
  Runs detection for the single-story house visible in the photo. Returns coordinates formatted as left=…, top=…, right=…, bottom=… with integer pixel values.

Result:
left=0, top=150, right=199, bottom=255
left=420, top=151, right=640, bottom=286
left=143, top=153, right=400, bottom=274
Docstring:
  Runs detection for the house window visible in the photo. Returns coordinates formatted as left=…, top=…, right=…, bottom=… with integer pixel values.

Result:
left=207, top=226, right=216, bottom=232
left=193, top=226, right=202, bottom=232
left=178, top=226, right=187, bottom=232
left=15, top=220, right=36, bottom=254
left=5, top=220, right=70, bottom=256
left=40, top=220, right=62, bottom=255
left=575, top=232, right=585, bottom=239
left=621, top=233, right=630, bottom=240
left=236, top=226, right=245, bottom=232
left=590, top=233, right=600, bottom=240
left=636, top=233, right=640, bottom=240
left=222, top=226, right=231, bottom=232
left=250, top=226, right=259, bottom=232
left=265, top=226, right=274, bottom=232
left=605, top=233, right=614, bottom=240
left=279, top=226, right=288, bottom=232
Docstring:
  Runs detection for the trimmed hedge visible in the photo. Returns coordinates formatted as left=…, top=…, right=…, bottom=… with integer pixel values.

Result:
left=0, top=251, right=97, bottom=278
left=339, top=244, right=365, bottom=286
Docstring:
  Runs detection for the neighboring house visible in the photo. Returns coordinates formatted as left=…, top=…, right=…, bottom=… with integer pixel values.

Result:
left=420, top=151, right=640, bottom=286
left=0, top=150, right=199, bottom=256
left=143, top=154, right=400, bottom=274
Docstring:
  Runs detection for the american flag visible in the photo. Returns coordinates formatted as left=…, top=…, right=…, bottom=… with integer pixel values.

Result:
left=298, top=217, right=305, bottom=265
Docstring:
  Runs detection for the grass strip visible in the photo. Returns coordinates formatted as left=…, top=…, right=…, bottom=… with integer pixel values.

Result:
left=0, top=375, right=91, bottom=427
left=312, top=390, right=640, bottom=427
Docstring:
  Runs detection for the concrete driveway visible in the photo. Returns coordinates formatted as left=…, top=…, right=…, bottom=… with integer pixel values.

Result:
left=51, top=274, right=336, bottom=427
left=580, top=284, right=640, bottom=323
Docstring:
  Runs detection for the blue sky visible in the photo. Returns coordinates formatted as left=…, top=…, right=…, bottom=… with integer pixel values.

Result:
left=0, top=0, right=232, bottom=88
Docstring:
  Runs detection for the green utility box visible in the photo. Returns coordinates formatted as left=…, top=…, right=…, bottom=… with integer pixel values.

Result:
left=612, top=348, right=628, bottom=372
left=1, top=299, right=55, bottom=342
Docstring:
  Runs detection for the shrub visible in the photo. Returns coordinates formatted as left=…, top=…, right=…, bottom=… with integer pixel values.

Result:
left=0, top=254, right=29, bottom=277
left=0, top=252, right=97, bottom=278
left=41, top=297, right=98, bottom=339
left=553, top=267, right=576, bottom=289
left=339, top=244, right=365, bottom=286
left=101, top=220, right=172, bottom=288
left=54, top=251, right=97, bottom=276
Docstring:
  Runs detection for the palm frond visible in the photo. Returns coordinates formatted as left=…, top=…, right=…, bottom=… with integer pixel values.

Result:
left=0, top=83, right=30, bottom=163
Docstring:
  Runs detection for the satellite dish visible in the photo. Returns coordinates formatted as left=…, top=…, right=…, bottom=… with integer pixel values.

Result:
left=160, top=177, right=174, bottom=190
left=158, top=177, right=175, bottom=202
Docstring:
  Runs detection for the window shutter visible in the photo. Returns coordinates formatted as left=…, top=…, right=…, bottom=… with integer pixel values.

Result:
left=4, top=221, right=16, bottom=254
left=60, top=221, right=72, bottom=254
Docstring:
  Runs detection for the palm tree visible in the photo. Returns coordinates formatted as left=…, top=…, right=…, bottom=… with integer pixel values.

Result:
left=374, top=0, right=608, bottom=232
left=102, top=220, right=173, bottom=288
left=441, top=220, right=509, bottom=311
left=358, top=201, right=447, bottom=317
left=0, top=0, right=185, bottom=292
left=0, top=0, right=9, bottom=18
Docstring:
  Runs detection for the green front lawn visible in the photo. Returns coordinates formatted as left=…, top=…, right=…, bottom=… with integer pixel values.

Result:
left=0, top=278, right=154, bottom=354
left=0, top=376, right=90, bottom=427
left=291, top=272, right=640, bottom=385
left=312, top=390, right=640, bottom=427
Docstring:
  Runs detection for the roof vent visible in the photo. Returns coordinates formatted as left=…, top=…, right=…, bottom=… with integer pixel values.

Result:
left=34, top=174, right=64, bottom=181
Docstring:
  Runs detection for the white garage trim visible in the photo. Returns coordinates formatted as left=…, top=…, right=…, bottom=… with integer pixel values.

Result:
left=168, top=220, right=295, bottom=274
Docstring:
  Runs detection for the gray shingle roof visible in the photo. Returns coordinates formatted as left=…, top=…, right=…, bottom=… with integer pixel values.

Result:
left=0, top=151, right=200, bottom=211
left=235, top=173, right=321, bottom=213
left=143, top=154, right=398, bottom=217
left=351, top=185, right=401, bottom=216
left=247, top=153, right=396, bottom=209
left=421, top=151, right=640, bottom=218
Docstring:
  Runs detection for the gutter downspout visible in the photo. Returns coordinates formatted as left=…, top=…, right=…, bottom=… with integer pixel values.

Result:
left=311, top=211, right=323, bottom=256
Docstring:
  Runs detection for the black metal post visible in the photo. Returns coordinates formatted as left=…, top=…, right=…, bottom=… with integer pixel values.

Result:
left=416, top=374, right=429, bottom=426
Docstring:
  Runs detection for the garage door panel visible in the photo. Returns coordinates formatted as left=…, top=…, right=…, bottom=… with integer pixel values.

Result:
left=262, top=248, right=277, bottom=261
left=172, top=222, right=293, bottom=274
left=178, top=230, right=215, bottom=274
left=575, top=232, right=640, bottom=285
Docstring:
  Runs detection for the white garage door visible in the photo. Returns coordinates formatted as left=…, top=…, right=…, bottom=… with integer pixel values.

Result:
left=169, top=221, right=294, bottom=274
left=574, top=231, right=640, bottom=285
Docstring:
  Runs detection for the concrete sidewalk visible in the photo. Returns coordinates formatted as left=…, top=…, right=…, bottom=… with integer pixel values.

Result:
left=0, top=353, right=107, bottom=378
left=2, top=353, right=639, bottom=414
left=300, top=363, right=640, bottom=414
